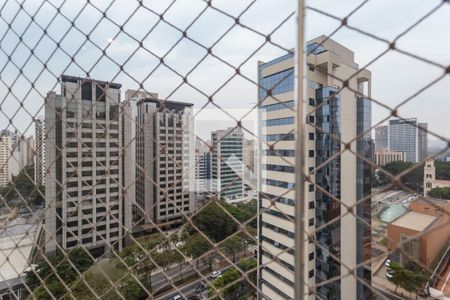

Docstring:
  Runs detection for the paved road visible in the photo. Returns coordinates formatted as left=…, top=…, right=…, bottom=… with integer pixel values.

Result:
left=151, top=260, right=210, bottom=291
left=156, top=266, right=232, bottom=300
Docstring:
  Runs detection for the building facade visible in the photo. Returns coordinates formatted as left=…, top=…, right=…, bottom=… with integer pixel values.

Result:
left=257, top=36, right=372, bottom=299
left=44, top=75, right=129, bottom=255
left=374, top=148, right=405, bottom=166
left=35, top=118, right=45, bottom=186
left=211, top=127, right=244, bottom=201
left=195, top=139, right=211, bottom=196
left=135, top=98, right=195, bottom=225
left=375, top=125, right=388, bottom=150
left=424, top=159, right=450, bottom=197
left=0, top=135, right=12, bottom=187
left=243, top=139, right=256, bottom=174
left=388, top=118, right=428, bottom=163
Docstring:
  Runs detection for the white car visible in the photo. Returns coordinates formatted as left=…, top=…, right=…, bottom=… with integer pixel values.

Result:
left=211, top=271, right=222, bottom=279
left=386, top=270, right=394, bottom=279
left=385, top=258, right=391, bottom=267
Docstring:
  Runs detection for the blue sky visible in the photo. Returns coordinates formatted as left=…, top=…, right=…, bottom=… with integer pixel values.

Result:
left=0, top=0, right=448, bottom=142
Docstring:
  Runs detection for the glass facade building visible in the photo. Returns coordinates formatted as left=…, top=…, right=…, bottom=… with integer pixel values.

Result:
left=258, top=36, right=373, bottom=300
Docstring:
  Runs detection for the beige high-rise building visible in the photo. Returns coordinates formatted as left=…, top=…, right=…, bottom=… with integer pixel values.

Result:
left=44, top=75, right=130, bottom=255
left=0, top=135, right=12, bottom=187
left=258, top=36, right=372, bottom=299
left=35, top=118, right=45, bottom=186
left=135, top=98, right=195, bottom=225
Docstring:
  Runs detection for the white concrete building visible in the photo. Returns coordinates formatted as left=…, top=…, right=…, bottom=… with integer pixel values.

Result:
left=44, top=75, right=130, bottom=255
left=258, top=36, right=373, bottom=299
left=135, top=98, right=195, bottom=225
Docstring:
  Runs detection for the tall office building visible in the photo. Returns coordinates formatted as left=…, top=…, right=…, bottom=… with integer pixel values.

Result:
left=122, top=89, right=158, bottom=225
left=243, top=139, right=256, bottom=174
left=375, top=125, right=388, bottom=150
left=418, top=122, right=428, bottom=162
left=135, top=98, right=195, bottom=224
left=258, top=36, right=372, bottom=299
left=44, top=75, right=129, bottom=255
left=195, top=138, right=211, bottom=196
left=388, top=118, right=428, bottom=162
left=211, top=127, right=244, bottom=201
left=35, top=118, right=46, bottom=186
left=0, top=135, right=12, bottom=187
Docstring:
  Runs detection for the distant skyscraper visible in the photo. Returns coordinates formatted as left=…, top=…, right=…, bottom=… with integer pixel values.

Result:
left=195, top=139, right=211, bottom=196
left=418, top=122, right=428, bottom=162
left=243, top=139, right=256, bottom=174
left=388, top=118, right=428, bottom=162
left=211, top=127, right=244, bottom=201
left=44, top=75, right=129, bottom=254
left=0, top=135, right=12, bottom=187
left=35, top=118, right=45, bottom=186
left=135, top=98, right=195, bottom=224
left=258, top=36, right=373, bottom=299
left=25, top=136, right=35, bottom=167
left=375, top=125, right=388, bottom=150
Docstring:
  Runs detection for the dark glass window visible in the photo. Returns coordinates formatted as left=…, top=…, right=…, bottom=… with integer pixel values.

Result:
left=96, top=84, right=106, bottom=102
left=81, top=82, right=92, bottom=100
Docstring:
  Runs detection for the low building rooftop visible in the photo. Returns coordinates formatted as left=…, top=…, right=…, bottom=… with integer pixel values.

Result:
left=391, top=211, right=437, bottom=232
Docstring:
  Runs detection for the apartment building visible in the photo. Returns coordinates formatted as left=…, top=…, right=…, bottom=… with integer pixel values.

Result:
left=258, top=36, right=372, bottom=299
left=0, top=135, right=12, bottom=187
left=388, top=118, right=428, bottom=162
left=211, top=127, right=244, bottom=201
left=35, top=118, right=45, bottom=186
left=44, top=75, right=129, bottom=255
left=135, top=98, right=195, bottom=225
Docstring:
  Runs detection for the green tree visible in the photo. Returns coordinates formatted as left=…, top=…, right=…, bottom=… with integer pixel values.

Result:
left=435, top=160, right=450, bottom=180
left=193, top=199, right=258, bottom=243
left=386, top=261, right=405, bottom=293
left=221, top=235, right=246, bottom=263
left=428, top=186, right=450, bottom=200
left=238, top=258, right=257, bottom=296
left=0, top=165, right=44, bottom=206
left=208, top=268, right=241, bottom=299
left=378, top=161, right=424, bottom=191
left=24, top=248, right=93, bottom=299
left=401, top=269, right=429, bottom=299
left=119, top=277, right=145, bottom=300
left=182, top=234, right=212, bottom=268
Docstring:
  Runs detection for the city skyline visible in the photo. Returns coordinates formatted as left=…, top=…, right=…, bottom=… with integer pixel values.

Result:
left=0, top=0, right=448, bottom=143
left=0, top=1, right=449, bottom=299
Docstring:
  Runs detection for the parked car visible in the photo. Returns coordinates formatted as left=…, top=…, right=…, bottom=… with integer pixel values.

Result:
left=211, top=271, right=222, bottom=279
left=195, top=282, right=206, bottom=293
left=385, top=270, right=394, bottom=279
left=385, top=258, right=391, bottom=267
left=173, top=295, right=182, bottom=300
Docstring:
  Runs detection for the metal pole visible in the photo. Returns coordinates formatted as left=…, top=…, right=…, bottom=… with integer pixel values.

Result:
left=295, top=0, right=306, bottom=299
